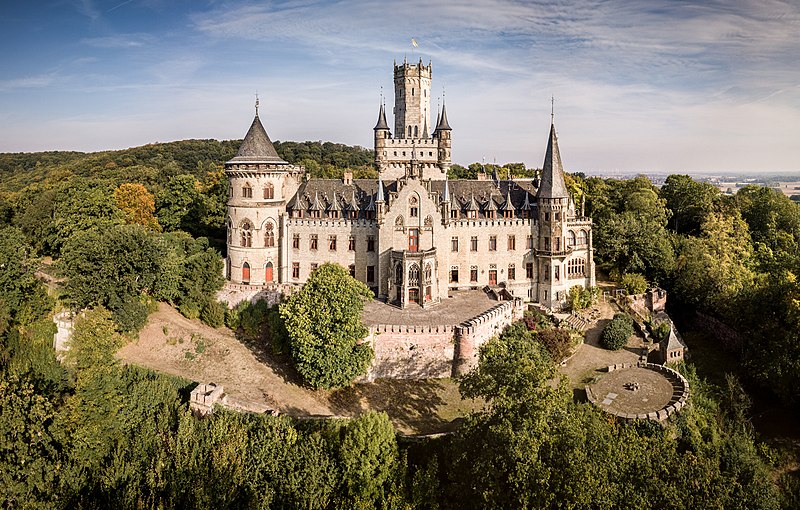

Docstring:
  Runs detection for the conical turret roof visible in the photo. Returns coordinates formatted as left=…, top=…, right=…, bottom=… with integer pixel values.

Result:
left=228, top=114, right=287, bottom=164
left=374, top=103, right=389, bottom=131
left=436, top=102, right=452, bottom=131
left=537, top=123, right=568, bottom=198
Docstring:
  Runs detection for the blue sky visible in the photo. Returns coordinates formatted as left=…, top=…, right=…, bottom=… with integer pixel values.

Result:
left=1, top=0, right=799, bottom=173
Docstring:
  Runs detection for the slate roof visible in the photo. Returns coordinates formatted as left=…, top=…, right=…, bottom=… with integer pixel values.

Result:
left=374, top=103, right=389, bottom=131
left=228, top=114, right=288, bottom=164
left=436, top=103, right=452, bottom=131
left=537, top=123, right=569, bottom=198
left=286, top=178, right=538, bottom=219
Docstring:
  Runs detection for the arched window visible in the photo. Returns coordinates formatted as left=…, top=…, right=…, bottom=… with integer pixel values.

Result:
left=265, top=261, right=273, bottom=282
left=263, top=183, right=274, bottom=199
left=578, top=230, right=588, bottom=246
left=424, top=263, right=432, bottom=284
left=414, top=125, right=418, bottom=137
left=264, top=222, right=275, bottom=247
left=240, top=220, right=253, bottom=247
left=227, top=218, right=233, bottom=244
left=242, top=262, right=251, bottom=282
left=395, top=263, right=403, bottom=284
left=242, top=183, right=253, bottom=198
left=409, top=264, right=420, bottom=286
left=568, top=231, right=576, bottom=247
left=408, top=126, right=412, bottom=137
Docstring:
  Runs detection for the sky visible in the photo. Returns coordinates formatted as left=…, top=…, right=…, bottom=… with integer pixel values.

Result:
left=1, top=0, right=799, bottom=174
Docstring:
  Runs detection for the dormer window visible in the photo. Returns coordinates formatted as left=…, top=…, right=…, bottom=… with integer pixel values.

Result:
left=242, top=184, right=253, bottom=198
left=467, top=210, right=477, bottom=219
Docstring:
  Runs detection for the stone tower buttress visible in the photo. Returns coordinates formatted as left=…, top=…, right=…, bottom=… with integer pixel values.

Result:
left=394, top=59, right=431, bottom=139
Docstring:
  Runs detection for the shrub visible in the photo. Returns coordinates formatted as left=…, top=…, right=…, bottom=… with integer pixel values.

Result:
left=567, top=285, right=594, bottom=312
left=536, top=328, right=573, bottom=362
left=522, top=309, right=553, bottom=332
left=651, top=321, right=671, bottom=342
left=110, top=297, right=150, bottom=333
left=178, top=299, right=200, bottom=320
left=619, top=273, right=648, bottom=295
left=225, top=301, right=248, bottom=330
left=200, top=299, right=225, bottom=328
left=601, top=313, right=634, bottom=350
left=266, top=305, right=290, bottom=355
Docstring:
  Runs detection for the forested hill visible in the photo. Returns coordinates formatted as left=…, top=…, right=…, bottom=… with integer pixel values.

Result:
left=0, top=139, right=376, bottom=191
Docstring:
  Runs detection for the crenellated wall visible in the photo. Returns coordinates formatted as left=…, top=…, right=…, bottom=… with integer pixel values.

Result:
left=364, top=299, right=522, bottom=380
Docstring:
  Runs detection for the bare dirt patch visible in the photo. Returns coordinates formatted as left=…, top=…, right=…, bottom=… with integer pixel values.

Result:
left=119, top=302, right=481, bottom=434
left=559, top=298, right=641, bottom=388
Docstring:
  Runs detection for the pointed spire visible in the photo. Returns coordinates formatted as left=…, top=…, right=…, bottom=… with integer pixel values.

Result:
left=422, top=114, right=429, bottom=138
left=500, top=188, right=515, bottom=212
left=537, top=122, right=569, bottom=198
left=346, top=190, right=360, bottom=212
left=485, top=194, right=498, bottom=212
left=491, top=166, right=500, bottom=184
left=327, top=192, right=341, bottom=213
left=374, top=102, right=389, bottom=131
left=436, top=101, right=451, bottom=131
left=522, top=191, right=533, bottom=210
left=309, top=191, right=324, bottom=212
left=465, top=193, right=479, bottom=212
left=376, top=176, right=385, bottom=202
left=228, top=110, right=287, bottom=164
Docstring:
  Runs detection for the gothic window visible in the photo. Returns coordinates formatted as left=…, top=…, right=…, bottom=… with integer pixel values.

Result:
left=578, top=229, right=588, bottom=246
left=544, top=212, right=550, bottom=221
left=470, top=266, right=478, bottom=282
left=507, top=235, right=516, bottom=251
left=349, top=264, right=356, bottom=277
left=292, top=234, right=300, bottom=249
left=568, top=231, right=576, bottom=247
left=408, top=126, right=412, bottom=137
left=451, top=236, right=458, bottom=252
left=264, top=222, right=275, bottom=247
left=470, top=236, right=478, bottom=252
left=527, top=235, right=533, bottom=249
left=554, top=212, right=560, bottom=221
left=544, top=237, right=551, bottom=251
left=424, top=263, right=432, bottom=284
left=555, top=237, right=561, bottom=251
left=395, top=263, right=403, bottom=284
left=310, top=234, right=318, bottom=251
left=227, top=219, right=232, bottom=244
left=544, top=263, right=550, bottom=281
left=242, top=183, right=253, bottom=198
left=554, top=265, right=560, bottom=281
left=526, top=262, right=534, bottom=279
left=329, top=235, right=337, bottom=251
left=508, top=264, right=516, bottom=280
left=414, top=125, right=418, bottom=137
left=568, top=258, right=587, bottom=277
left=449, top=266, right=458, bottom=283
left=489, top=235, right=497, bottom=251
left=367, top=236, right=375, bottom=252
left=367, top=265, right=375, bottom=283
left=292, top=262, right=300, bottom=279
left=240, top=220, right=253, bottom=247
left=410, top=196, right=418, bottom=218
left=409, top=264, right=420, bottom=286
left=263, top=183, right=274, bottom=199
left=348, top=236, right=356, bottom=251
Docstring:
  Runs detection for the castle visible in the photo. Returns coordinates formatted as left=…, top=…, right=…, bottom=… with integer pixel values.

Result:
left=224, top=58, right=594, bottom=311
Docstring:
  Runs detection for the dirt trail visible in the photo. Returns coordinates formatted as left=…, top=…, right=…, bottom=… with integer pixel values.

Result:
left=119, top=303, right=335, bottom=416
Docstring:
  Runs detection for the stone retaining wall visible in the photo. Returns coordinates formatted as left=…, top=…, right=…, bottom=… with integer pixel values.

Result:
left=586, top=362, right=690, bottom=422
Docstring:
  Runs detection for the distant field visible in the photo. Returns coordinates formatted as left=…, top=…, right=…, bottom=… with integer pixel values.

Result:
left=716, top=181, right=800, bottom=197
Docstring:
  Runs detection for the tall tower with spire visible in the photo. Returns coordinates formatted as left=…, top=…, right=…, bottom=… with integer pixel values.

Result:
left=536, top=121, right=572, bottom=308
left=373, top=59, right=451, bottom=180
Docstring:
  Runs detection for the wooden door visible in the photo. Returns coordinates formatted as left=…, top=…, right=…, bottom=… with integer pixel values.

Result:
left=242, top=262, right=251, bottom=283
left=265, top=262, right=273, bottom=283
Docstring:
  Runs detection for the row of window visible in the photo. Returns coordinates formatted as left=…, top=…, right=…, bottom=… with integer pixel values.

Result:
left=290, top=210, right=376, bottom=220
left=291, top=262, right=375, bottom=283
left=237, top=183, right=275, bottom=199
left=292, top=234, right=377, bottom=252
left=449, top=263, right=532, bottom=283
left=450, top=234, right=531, bottom=252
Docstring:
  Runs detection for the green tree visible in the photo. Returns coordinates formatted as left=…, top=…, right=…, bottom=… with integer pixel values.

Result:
left=661, top=174, right=719, bottom=234
left=156, top=174, right=202, bottom=233
left=601, top=313, right=634, bottom=350
left=619, top=272, right=648, bottom=295
left=338, top=411, right=399, bottom=506
left=280, top=263, right=374, bottom=389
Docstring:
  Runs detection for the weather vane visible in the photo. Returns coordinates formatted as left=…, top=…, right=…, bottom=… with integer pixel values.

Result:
left=255, top=92, right=260, bottom=115
left=551, top=95, right=555, bottom=123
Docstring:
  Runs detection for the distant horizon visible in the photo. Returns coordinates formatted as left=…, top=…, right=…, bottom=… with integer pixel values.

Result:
left=2, top=0, right=799, bottom=173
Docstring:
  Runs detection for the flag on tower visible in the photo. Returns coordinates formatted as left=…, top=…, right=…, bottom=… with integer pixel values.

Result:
left=411, top=38, right=418, bottom=48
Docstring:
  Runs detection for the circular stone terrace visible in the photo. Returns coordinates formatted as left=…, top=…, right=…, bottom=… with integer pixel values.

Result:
left=586, top=363, right=690, bottom=422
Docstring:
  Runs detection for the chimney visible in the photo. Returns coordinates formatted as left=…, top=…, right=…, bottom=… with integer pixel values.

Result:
left=343, top=171, right=353, bottom=185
